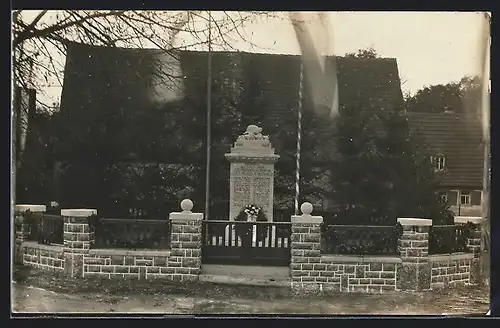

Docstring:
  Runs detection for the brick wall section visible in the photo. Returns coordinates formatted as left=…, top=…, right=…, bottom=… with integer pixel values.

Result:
left=396, top=218, right=432, bottom=291
left=78, top=201, right=203, bottom=282
left=454, top=216, right=482, bottom=283
left=23, top=200, right=203, bottom=282
left=14, top=211, right=27, bottom=265
left=167, top=205, right=203, bottom=282
left=83, top=250, right=171, bottom=279
left=14, top=205, right=46, bottom=264
left=429, top=253, right=473, bottom=289
left=21, top=241, right=64, bottom=272
left=290, top=221, right=399, bottom=293
left=290, top=210, right=323, bottom=292
left=62, top=209, right=96, bottom=278
left=298, top=257, right=400, bottom=293
left=290, top=204, right=400, bottom=293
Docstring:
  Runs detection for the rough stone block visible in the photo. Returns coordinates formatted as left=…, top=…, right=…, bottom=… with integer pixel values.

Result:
left=313, top=264, right=326, bottom=271
left=174, top=267, right=190, bottom=274
left=320, top=270, right=335, bottom=277
left=301, top=263, right=313, bottom=270
left=160, top=267, right=175, bottom=274
left=365, top=271, right=380, bottom=279
left=293, top=242, right=313, bottom=250
left=303, top=250, right=321, bottom=257
left=340, top=275, right=348, bottom=291
left=344, top=265, right=355, bottom=274
left=171, top=225, right=183, bottom=233
left=292, top=227, right=309, bottom=234
left=170, top=249, right=186, bottom=257
left=292, top=256, right=308, bottom=264
left=407, top=249, right=422, bottom=257
left=168, top=260, right=182, bottom=268
left=291, top=270, right=308, bottom=277
left=397, top=264, right=415, bottom=290
left=180, top=241, right=199, bottom=249
left=381, top=271, right=395, bottom=279
left=326, top=264, right=339, bottom=271
left=303, top=234, right=320, bottom=243
left=182, top=257, right=201, bottom=268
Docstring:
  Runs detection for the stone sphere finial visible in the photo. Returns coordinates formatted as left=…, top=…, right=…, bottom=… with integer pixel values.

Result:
left=300, top=202, right=313, bottom=215
left=180, top=199, right=193, bottom=212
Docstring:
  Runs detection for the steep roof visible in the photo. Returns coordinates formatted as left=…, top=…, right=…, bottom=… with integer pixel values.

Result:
left=59, top=43, right=405, bottom=167
left=407, top=111, right=484, bottom=188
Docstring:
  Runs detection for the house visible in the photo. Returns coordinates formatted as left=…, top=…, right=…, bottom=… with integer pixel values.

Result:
left=58, top=43, right=485, bottom=216
left=407, top=111, right=485, bottom=216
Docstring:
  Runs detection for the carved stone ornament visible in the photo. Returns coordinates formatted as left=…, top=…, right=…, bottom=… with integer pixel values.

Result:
left=226, top=125, right=278, bottom=162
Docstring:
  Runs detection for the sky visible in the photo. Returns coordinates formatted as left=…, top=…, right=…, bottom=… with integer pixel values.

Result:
left=17, top=11, right=489, bottom=107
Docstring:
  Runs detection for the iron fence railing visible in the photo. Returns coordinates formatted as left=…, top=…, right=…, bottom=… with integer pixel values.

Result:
left=91, top=217, right=171, bottom=250
left=321, top=224, right=403, bottom=256
left=25, top=213, right=64, bottom=245
left=429, top=225, right=470, bottom=255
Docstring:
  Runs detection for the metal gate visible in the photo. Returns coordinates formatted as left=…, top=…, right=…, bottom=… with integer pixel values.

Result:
left=201, top=220, right=292, bottom=266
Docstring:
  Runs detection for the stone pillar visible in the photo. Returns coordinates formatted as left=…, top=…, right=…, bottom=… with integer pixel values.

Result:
left=62, top=209, right=96, bottom=278
left=168, top=199, right=203, bottom=282
left=14, top=205, right=46, bottom=264
left=290, top=202, right=323, bottom=291
left=225, top=125, right=280, bottom=221
left=455, top=216, right=482, bottom=283
left=396, top=218, right=432, bottom=291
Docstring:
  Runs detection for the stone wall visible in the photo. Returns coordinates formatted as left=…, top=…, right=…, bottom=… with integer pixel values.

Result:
left=291, top=254, right=400, bottom=293
left=15, top=201, right=482, bottom=294
left=290, top=203, right=481, bottom=294
left=83, top=249, right=171, bottom=279
left=290, top=203, right=403, bottom=293
left=21, top=241, right=65, bottom=272
left=16, top=199, right=203, bottom=283
left=429, top=253, right=473, bottom=289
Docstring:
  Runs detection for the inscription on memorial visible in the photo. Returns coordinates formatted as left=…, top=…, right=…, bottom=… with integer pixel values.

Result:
left=233, top=164, right=273, bottom=177
left=232, top=176, right=251, bottom=209
left=253, top=177, right=271, bottom=207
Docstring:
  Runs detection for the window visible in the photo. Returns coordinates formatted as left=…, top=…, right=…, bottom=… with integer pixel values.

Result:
left=430, top=156, right=446, bottom=171
left=460, top=191, right=471, bottom=205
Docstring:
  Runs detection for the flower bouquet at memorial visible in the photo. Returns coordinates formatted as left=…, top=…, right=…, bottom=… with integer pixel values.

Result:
left=234, top=205, right=268, bottom=245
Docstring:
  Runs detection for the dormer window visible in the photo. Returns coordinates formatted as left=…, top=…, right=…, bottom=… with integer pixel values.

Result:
left=430, top=155, right=446, bottom=171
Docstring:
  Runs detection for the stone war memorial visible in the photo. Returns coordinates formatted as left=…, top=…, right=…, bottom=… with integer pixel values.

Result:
left=225, top=124, right=280, bottom=222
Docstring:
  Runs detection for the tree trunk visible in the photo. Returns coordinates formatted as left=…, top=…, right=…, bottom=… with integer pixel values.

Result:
left=12, top=86, right=22, bottom=208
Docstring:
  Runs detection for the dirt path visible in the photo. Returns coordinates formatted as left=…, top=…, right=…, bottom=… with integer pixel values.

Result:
left=12, top=282, right=490, bottom=315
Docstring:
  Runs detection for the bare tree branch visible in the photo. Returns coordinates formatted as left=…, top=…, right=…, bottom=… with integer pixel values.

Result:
left=12, top=10, right=287, bottom=109
left=13, top=10, right=126, bottom=47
